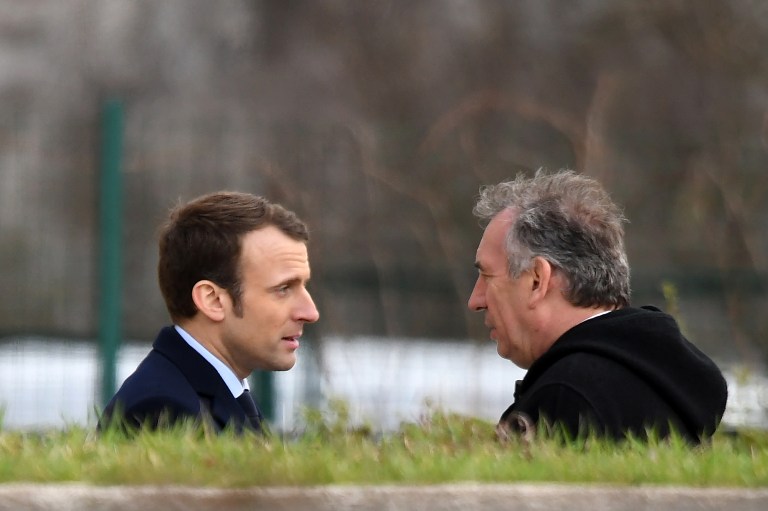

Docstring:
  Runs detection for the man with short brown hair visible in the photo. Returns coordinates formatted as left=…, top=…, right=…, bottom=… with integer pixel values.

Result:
left=100, top=191, right=319, bottom=433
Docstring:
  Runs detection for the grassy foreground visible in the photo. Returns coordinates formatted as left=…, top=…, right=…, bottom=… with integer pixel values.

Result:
left=0, top=405, right=766, bottom=487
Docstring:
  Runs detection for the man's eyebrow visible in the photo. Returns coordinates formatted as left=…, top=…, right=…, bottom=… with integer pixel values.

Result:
left=272, top=276, right=302, bottom=288
left=474, top=261, right=483, bottom=271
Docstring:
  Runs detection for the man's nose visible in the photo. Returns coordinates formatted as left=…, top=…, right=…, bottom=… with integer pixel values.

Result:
left=467, top=277, right=487, bottom=312
left=297, top=289, right=320, bottom=323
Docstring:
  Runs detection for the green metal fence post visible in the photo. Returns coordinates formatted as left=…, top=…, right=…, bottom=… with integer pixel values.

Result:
left=251, top=370, right=275, bottom=423
left=99, top=99, right=124, bottom=406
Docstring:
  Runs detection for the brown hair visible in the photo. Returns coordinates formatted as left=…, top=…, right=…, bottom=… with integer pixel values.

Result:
left=157, top=191, right=309, bottom=320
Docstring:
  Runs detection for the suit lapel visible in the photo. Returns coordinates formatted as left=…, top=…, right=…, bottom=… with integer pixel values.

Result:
left=152, top=326, right=249, bottom=432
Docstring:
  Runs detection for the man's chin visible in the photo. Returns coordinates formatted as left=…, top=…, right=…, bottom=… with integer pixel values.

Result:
left=274, top=356, right=297, bottom=371
left=258, top=356, right=297, bottom=372
left=496, top=344, right=515, bottom=363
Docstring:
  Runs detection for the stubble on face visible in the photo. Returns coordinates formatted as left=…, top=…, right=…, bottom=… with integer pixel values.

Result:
left=471, top=209, right=536, bottom=368
left=221, top=227, right=318, bottom=376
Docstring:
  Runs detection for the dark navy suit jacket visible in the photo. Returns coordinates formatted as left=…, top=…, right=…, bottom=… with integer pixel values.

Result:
left=99, top=326, right=259, bottom=434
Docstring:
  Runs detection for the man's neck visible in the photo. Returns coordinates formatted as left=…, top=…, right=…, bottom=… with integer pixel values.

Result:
left=536, top=303, right=617, bottom=353
left=174, top=324, right=248, bottom=396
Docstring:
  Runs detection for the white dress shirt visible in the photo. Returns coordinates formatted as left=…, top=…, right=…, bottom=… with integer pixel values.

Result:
left=174, top=325, right=249, bottom=398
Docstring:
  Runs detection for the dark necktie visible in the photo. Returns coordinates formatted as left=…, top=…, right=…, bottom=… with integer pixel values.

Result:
left=236, top=389, right=263, bottom=431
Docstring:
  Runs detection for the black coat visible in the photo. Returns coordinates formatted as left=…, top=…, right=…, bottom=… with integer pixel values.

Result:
left=99, top=326, right=260, bottom=434
left=499, top=306, right=728, bottom=443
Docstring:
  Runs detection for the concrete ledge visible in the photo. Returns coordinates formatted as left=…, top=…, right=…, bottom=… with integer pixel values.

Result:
left=1, top=483, right=767, bottom=511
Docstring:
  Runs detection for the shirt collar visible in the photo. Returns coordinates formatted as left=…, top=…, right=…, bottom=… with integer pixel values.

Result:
left=580, top=309, right=613, bottom=324
left=174, top=325, right=249, bottom=397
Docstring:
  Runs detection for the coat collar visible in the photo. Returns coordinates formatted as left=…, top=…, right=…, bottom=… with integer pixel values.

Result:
left=152, top=326, right=249, bottom=431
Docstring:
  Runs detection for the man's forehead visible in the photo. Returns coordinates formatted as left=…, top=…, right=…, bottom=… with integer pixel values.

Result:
left=488, top=208, right=517, bottom=229
left=241, top=228, right=309, bottom=264
left=475, top=210, right=515, bottom=270
left=480, top=211, right=514, bottom=248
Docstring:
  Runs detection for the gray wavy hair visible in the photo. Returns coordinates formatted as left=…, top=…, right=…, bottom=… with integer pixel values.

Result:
left=473, top=169, right=631, bottom=308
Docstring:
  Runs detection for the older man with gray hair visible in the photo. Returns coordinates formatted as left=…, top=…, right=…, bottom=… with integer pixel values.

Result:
left=468, top=170, right=727, bottom=443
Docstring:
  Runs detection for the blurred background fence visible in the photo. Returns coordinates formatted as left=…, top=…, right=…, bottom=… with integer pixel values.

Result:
left=1, top=334, right=766, bottom=432
left=1, top=0, right=767, bottom=430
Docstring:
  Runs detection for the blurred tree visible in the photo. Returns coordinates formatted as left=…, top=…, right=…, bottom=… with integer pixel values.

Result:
left=0, top=0, right=766, bottom=363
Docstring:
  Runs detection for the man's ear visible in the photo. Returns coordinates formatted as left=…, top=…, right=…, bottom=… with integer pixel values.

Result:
left=191, top=280, right=227, bottom=322
left=528, top=256, right=554, bottom=305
